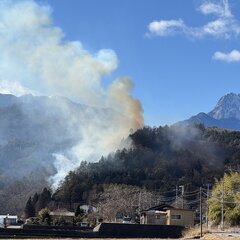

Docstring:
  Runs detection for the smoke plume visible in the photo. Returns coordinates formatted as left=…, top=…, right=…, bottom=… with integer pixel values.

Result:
left=0, top=0, right=144, bottom=188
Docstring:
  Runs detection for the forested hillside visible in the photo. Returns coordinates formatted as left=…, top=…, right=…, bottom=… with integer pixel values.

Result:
left=53, top=124, right=240, bottom=207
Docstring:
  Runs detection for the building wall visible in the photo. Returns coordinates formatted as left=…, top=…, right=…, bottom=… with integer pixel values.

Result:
left=166, top=209, right=194, bottom=227
left=140, top=212, right=166, bottom=225
left=0, top=215, right=18, bottom=225
left=95, top=222, right=185, bottom=238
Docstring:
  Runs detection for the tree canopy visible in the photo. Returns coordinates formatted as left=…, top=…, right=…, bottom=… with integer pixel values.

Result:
left=54, top=124, right=240, bottom=207
left=208, top=172, right=240, bottom=226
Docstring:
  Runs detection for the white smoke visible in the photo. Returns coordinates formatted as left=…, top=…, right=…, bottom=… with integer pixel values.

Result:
left=0, top=0, right=144, bottom=188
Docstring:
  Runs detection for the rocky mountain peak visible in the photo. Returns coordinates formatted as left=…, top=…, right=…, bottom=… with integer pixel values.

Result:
left=209, top=93, right=240, bottom=120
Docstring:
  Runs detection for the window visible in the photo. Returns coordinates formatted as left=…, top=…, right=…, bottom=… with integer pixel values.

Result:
left=156, top=215, right=165, bottom=220
left=171, top=214, right=181, bottom=220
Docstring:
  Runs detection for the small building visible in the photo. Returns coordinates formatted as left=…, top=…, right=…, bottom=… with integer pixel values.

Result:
left=140, top=209, right=166, bottom=225
left=49, top=210, right=75, bottom=222
left=166, top=208, right=194, bottom=227
left=140, top=204, right=194, bottom=227
left=0, top=215, right=18, bottom=226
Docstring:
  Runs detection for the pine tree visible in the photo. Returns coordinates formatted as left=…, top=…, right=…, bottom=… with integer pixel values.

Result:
left=24, top=197, right=35, bottom=218
left=32, top=193, right=39, bottom=206
left=35, top=188, right=52, bottom=214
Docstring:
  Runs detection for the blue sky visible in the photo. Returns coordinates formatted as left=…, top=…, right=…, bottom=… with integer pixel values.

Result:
left=37, top=0, right=240, bottom=126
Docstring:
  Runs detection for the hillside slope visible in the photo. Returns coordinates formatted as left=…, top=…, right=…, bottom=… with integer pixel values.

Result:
left=54, top=124, right=240, bottom=207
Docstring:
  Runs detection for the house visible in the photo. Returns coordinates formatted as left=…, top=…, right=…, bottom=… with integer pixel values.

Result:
left=0, top=214, right=18, bottom=226
left=49, top=210, right=75, bottom=222
left=140, top=204, right=194, bottom=227
left=166, top=208, right=194, bottom=227
left=140, top=204, right=172, bottom=225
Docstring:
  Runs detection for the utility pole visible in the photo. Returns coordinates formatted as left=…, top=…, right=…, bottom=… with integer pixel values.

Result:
left=138, top=191, right=141, bottom=214
left=200, top=187, right=203, bottom=238
left=206, top=184, right=210, bottom=229
left=175, top=186, right=178, bottom=208
left=179, top=185, right=184, bottom=209
left=221, top=180, right=224, bottom=230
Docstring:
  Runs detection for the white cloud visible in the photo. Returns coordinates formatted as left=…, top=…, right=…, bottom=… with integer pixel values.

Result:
left=199, top=18, right=240, bottom=39
left=147, top=0, right=240, bottom=39
left=147, top=19, right=185, bottom=37
left=199, top=0, right=232, bottom=17
left=213, top=50, right=240, bottom=62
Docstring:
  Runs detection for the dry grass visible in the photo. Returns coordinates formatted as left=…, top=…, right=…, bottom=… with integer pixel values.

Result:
left=8, top=239, right=186, bottom=240
left=183, top=226, right=240, bottom=240
left=7, top=238, right=240, bottom=240
left=202, top=233, right=240, bottom=240
left=10, top=232, right=240, bottom=240
left=182, top=226, right=210, bottom=238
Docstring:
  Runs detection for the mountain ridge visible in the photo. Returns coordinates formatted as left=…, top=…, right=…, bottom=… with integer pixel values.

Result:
left=176, top=93, right=240, bottom=130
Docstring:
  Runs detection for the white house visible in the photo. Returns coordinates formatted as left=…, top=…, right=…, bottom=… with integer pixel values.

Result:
left=0, top=215, right=18, bottom=226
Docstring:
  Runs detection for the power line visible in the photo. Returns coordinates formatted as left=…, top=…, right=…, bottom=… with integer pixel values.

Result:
left=184, top=199, right=200, bottom=204
left=183, top=192, right=201, bottom=197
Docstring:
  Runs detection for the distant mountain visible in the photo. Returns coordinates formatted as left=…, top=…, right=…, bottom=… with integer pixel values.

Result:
left=209, top=93, right=240, bottom=120
left=0, top=94, right=82, bottom=184
left=177, top=93, right=240, bottom=130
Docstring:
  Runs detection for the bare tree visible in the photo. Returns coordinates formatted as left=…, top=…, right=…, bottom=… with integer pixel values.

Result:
left=96, top=184, right=157, bottom=222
